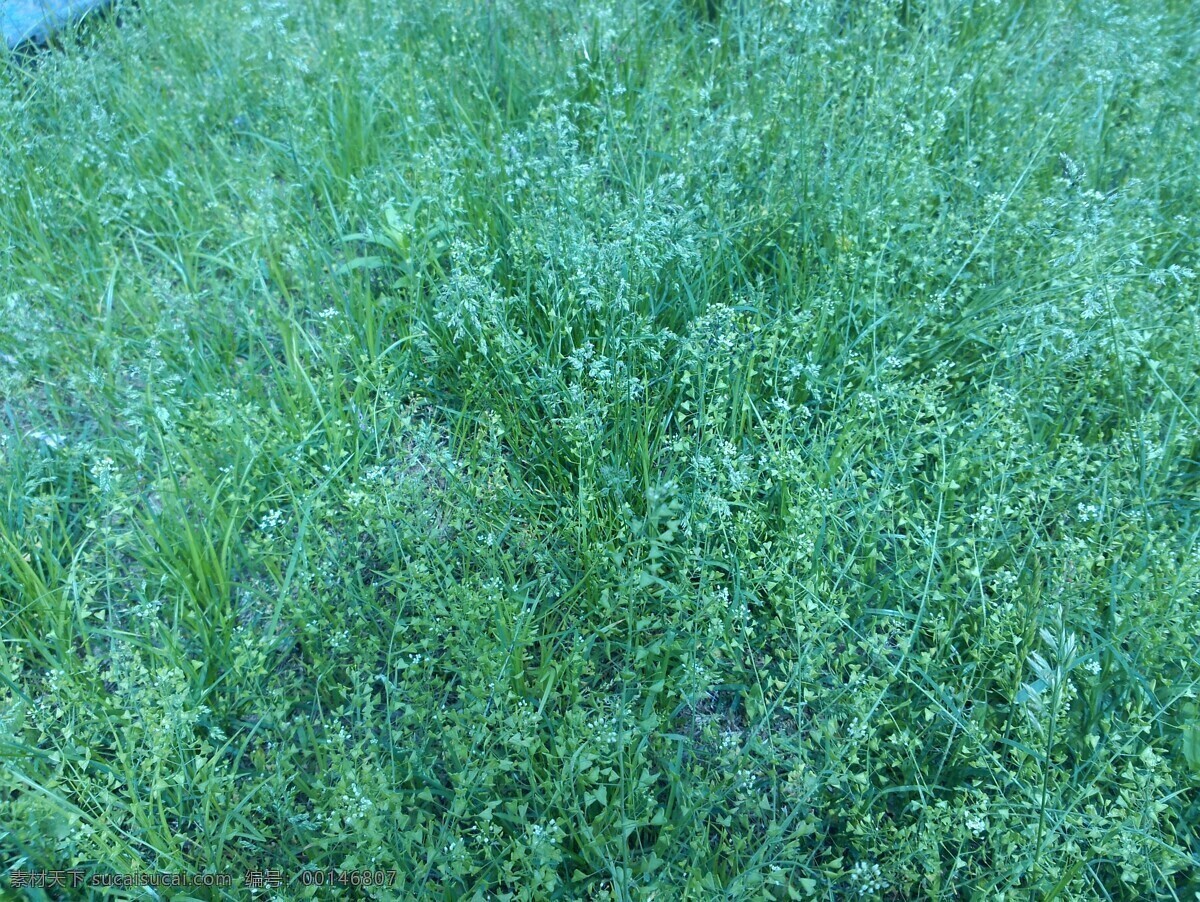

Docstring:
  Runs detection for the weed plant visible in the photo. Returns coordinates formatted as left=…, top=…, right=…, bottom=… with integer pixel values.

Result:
left=1, top=0, right=1198, bottom=897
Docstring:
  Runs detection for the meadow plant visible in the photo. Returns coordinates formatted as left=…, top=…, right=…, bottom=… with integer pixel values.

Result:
left=1, top=0, right=1198, bottom=896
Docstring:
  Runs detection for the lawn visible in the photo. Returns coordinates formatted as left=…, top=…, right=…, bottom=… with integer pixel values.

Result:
left=1, top=0, right=1198, bottom=897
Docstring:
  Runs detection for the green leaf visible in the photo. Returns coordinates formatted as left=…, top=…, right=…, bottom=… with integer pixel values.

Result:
left=1182, top=723, right=1200, bottom=772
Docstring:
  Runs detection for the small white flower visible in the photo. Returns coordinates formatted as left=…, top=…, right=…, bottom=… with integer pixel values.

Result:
left=259, top=509, right=284, bottom=535
left=849, top=860, right=888, bottom=896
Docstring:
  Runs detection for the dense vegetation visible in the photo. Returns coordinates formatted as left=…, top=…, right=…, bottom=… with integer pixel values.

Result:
left=2, top=0, right=1198, bottom=897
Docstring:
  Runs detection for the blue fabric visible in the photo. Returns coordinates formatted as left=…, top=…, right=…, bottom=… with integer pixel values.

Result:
left=2, top=0, right=113, bottom=48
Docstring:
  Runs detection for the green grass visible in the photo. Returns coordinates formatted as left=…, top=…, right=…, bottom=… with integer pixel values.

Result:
left=1, top=0, right=1198, bottom=897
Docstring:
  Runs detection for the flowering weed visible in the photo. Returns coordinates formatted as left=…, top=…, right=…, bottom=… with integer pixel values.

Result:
left=1, top=0, right=1198, bottom=897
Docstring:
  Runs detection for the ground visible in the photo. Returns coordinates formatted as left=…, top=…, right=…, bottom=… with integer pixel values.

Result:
left=1, top=0, right=1198, bottom=898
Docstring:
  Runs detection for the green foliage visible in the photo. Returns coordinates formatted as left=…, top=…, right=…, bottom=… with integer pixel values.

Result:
left=1, top=0, right=1198, bottom=897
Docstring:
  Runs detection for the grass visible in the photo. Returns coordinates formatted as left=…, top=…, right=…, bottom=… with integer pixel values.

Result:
left=1, top=0, right=1198, bottom=897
